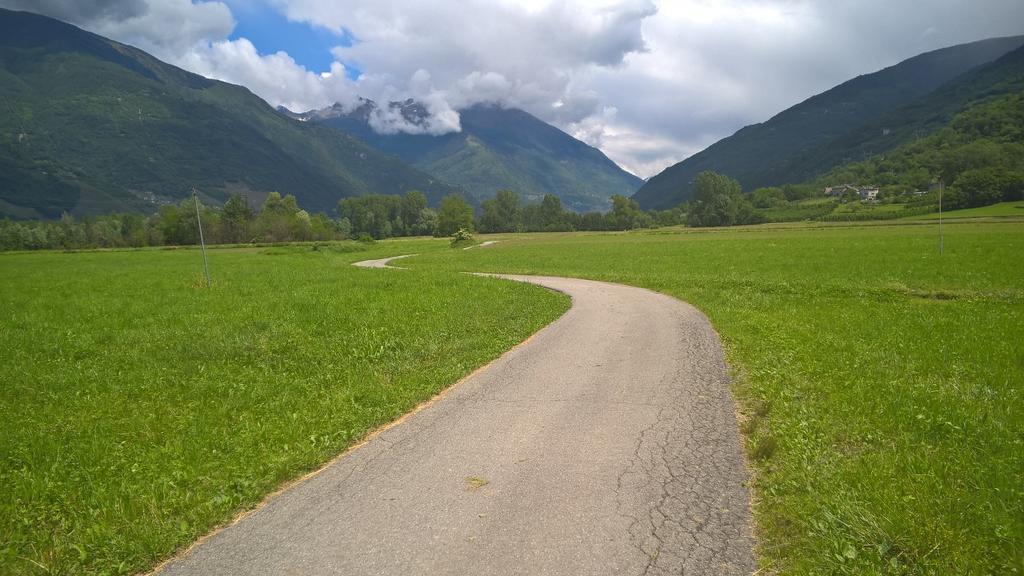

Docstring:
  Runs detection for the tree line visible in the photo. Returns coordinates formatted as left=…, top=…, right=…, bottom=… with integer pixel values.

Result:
left=0, top=189, right=675, bottom=251
left=339, top=190, right=688, bottom=239
left=0, top=187, right=692, bottom=251
left=0, top=192, right=346, bottom=251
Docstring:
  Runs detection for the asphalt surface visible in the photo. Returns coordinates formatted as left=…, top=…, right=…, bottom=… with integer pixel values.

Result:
left=464, top=240, right=501, bottom=250
left=350, top=253, right=416, bottom=269
left=158, top=260, right=755, bottom=576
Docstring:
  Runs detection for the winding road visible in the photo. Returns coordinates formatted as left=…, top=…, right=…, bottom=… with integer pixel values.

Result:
left=350, top=253, right=417, bottom=269
left=158, top=255, right=755, bottom=575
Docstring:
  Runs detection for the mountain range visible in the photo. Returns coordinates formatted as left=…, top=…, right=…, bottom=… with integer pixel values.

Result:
left=3, top=7, right=1021, bottom=220
left=633, top=34, right=1024, bottom=209
left=0, top=7, right=642, bottom=220
left=0, top=8, right=459, bottom=219
left=286, top=99, right=643, bottom=213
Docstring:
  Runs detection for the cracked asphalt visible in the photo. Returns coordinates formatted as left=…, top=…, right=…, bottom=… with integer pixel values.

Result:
left=158, top=270, right=755, bottom=576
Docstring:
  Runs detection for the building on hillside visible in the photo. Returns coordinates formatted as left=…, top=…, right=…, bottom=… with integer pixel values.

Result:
left=824, top=184, right=858, bottom=197
left=825, top=184, right=879, bottom=201
left=858, top=187, right=880, bottom=201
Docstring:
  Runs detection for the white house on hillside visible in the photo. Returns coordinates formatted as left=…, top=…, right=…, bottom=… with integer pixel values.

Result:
left=824, top=184, right=879, bottom=201
left=859, top=187, right=880, bottom=201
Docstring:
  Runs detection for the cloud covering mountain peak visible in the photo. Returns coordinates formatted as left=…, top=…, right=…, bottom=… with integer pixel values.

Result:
left=3, top=0, right=1023, bottom=177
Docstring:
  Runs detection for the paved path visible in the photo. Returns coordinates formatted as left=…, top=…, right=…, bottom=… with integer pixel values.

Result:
left=351, top=253, right=417, bottom=269
left=464, top=240, right=500, bottom=250
left=158, top=258, right=755, bottom=576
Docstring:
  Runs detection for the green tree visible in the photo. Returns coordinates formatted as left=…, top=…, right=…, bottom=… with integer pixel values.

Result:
left=413, top=208, right=438, bottom=236
left=782, top=183, right=815, bottom=202
left=749, top=187, right=785, bottom=208
left=939, top=140, right=1007, bottom=185
left=687, top=171, right=761, bottom=227
left=479, top=189, right=523, bottom=233
left=949, top=167, right=1023, bottom=208
left=337, top=217, right=353, bottom=240
left=576, top=211, right=610, bottom=231
left=687, top=171, right=741, bottom=227
left=309, top=213, right=339, bottom=241
left=120, top=213, right=147, bottom=247
left=292, top=209, right=313, bottom=241
left=154, top=202, right=199, bottom=245
left=58, top=212, right=87, bottom=249
left=400, top=191, right=428, bottom=232
left=435, top=195, right=474, bottom=236
left=339, top=194, right=403, bottom=239
left=609, top=195, right=651, bottom=230
left=538, top=194, right=571, bottom=231
left=256, top=192, right=305, bottom=242
left=221, top=193, right=253, bottom=243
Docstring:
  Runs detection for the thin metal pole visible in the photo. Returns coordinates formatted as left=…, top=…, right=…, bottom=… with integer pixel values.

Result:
left=193, top=187, right=212, bottom=287
left=938, top=180, right=944, bottom=255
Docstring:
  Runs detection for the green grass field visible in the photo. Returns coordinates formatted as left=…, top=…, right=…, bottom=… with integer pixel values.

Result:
left=0, top=241, right=568, bottom=575
left=410, top=222, right=1024, bottom=575
left=907, top=200, right=1024, bottom=220
left=2, top=221, right=1022, bottom=575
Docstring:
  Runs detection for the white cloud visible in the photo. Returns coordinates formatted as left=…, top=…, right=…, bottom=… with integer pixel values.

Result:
left=1, top=0, right=148, bottom=23
left=176, top=39, right=361, bottom=113
left=579, top=0, right=1024, bottom=176
left=315, top=0, right=658, bottom=123
left=88, top=0, right=234, bottom=59
left=3, top=0, right=1024, bottom=177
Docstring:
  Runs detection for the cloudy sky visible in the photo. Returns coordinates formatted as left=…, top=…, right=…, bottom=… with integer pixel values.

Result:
left=5, top=0, right=1024, bottom=177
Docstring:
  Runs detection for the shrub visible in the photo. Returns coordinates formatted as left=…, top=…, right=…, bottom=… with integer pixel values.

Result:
left=450, top=228, right=474, bottom=248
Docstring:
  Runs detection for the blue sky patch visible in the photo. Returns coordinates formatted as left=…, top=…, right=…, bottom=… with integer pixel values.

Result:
left=228, top=3, right=359, bottom=78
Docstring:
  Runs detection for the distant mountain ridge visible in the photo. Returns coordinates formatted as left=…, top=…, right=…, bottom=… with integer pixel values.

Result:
left=633, top=34, right=1024, bottom=209
left=292, top=97, right=431, bottom=128
left=0, top=8, right=456, bottom=219
left=288, top=100, right=644, bottom=212
left=779, top=42, right=1024, bottom=185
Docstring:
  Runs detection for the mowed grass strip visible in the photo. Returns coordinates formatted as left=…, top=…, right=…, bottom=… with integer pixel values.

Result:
left=412, top=221, right=1024, bottom=575
left=0, top=241, right=568, bottom=575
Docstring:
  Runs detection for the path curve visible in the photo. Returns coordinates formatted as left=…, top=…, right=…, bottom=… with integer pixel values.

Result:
left=158, top=257, right=755, bottom=576
left=464, top=240, right=500, bottom=250
left=351, top=253, right=417, bottom=269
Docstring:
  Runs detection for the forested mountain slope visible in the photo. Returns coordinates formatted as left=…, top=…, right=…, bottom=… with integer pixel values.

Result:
left=0, top=8, right=455, bottom=218
left=633, top=35, right=1024, bottom=209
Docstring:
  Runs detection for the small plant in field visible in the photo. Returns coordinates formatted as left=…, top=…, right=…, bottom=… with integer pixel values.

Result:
left=450, top=228, right=474, bottom=248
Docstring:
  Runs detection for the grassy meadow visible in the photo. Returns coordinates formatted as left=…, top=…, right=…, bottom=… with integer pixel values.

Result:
left=0, top=240, right=569, bottom=575
left=2, top=219, right=1021, bottom=575
left=906, top=200, right=1024, bottom=220
left=409, top=221, right=1024, bottom=575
